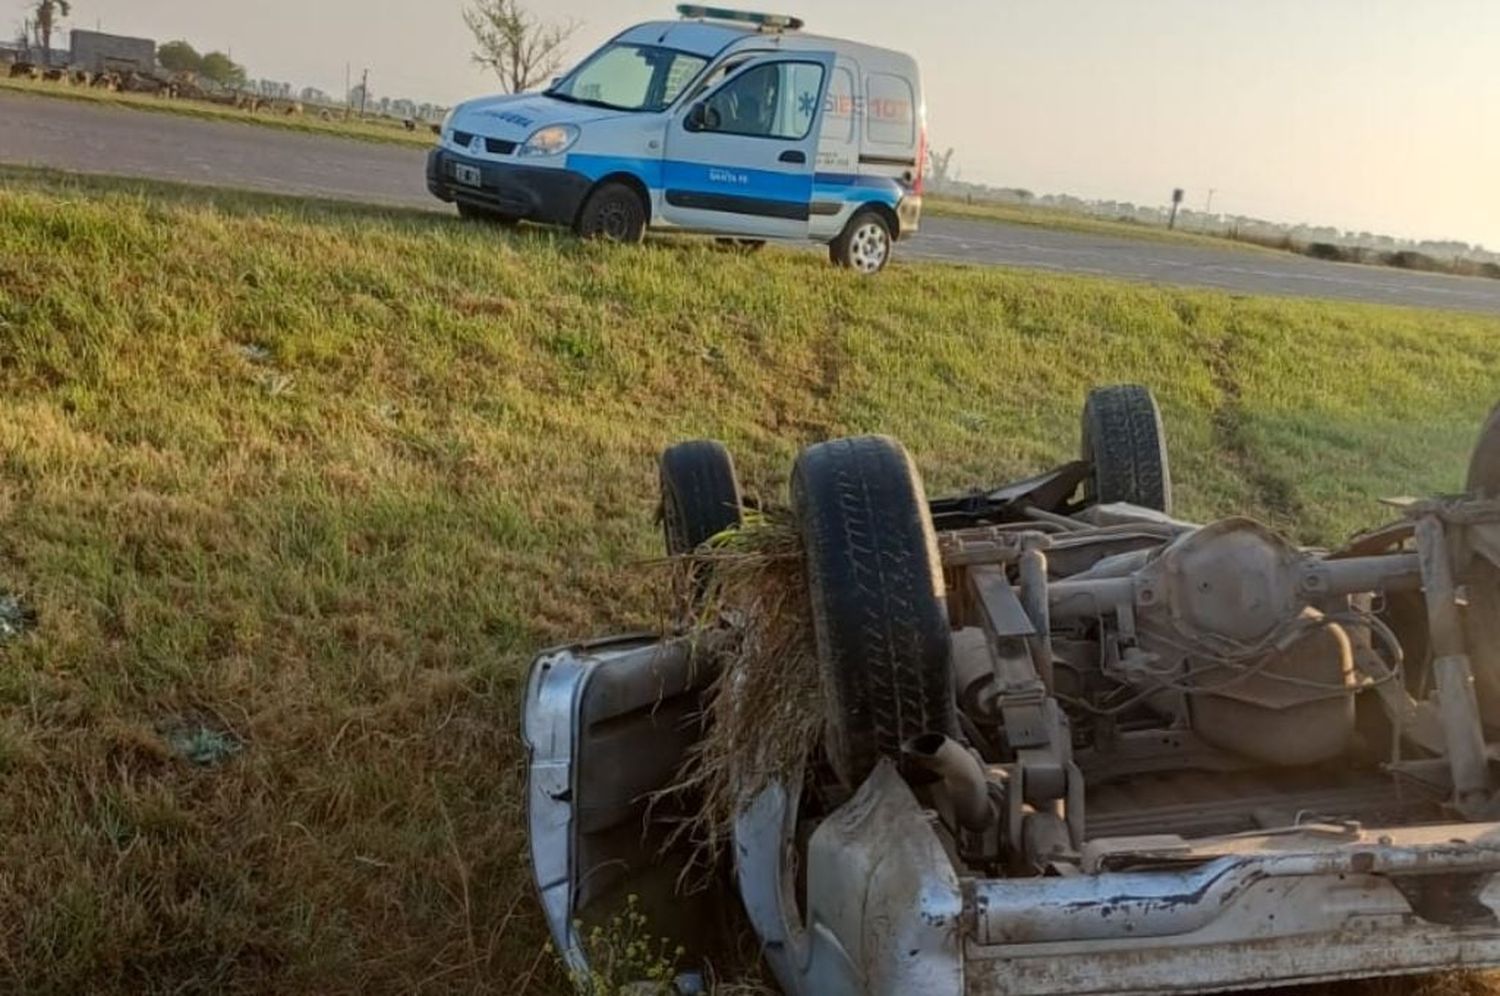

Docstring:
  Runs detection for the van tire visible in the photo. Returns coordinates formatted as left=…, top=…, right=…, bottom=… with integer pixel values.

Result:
left=792, top=435, right=957, bottom=788
left=576, top=182, right=647, bottom=243
left=829, top=209, right=893, bottom=274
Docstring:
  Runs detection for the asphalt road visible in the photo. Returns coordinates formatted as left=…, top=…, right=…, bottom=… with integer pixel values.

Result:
left=6, top=91, right=1499, bottom=315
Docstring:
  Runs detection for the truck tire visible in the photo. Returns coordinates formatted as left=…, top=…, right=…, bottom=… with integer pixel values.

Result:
left=828, top=209, right=892, bottom=274
left=660, top=440, right=742, bottom=557
left=1465, top=402, right=1500, bottom=726
left=576, top=182, right=647, bottom=243
left=1081, top=384, right=1173, bottom=513
left=792, top=435, right=957, bottom=788
left=1468, top=401, right=1500, bottom=497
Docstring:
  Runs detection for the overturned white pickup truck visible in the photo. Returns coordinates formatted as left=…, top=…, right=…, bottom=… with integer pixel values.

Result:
left=525, top=386, right=1500, bottom=995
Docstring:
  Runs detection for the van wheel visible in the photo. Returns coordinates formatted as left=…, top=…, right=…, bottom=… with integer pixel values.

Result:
left=830, top=209, right=892, bottom=274
left=576, top=182, right=647, bottom=243
left=457, top=201, right=519, bottom=226
left=792, top=435, right=956, bottom=788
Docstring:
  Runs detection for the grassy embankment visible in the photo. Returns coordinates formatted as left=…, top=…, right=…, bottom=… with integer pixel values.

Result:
left=0, top=75, right=432, bottom=147
left=2, top=166, right=1500, bottom=994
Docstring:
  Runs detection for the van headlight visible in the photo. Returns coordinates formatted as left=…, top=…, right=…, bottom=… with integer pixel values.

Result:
left=519, top=124, right=580, bottom=157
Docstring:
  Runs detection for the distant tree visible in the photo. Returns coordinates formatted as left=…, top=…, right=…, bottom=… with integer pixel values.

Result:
left=33, top=0, right=69, bottom=63
left=464, top=0, right=578, bottom=93
left=157, top=39, right=202, bottom=73
left=926, top=147, right=956, bottom=188
left=199, top=50, right=246, bottom=87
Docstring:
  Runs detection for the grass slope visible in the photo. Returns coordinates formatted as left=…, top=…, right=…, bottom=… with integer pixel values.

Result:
left=0, top=77, right=432, bottom=147
left=2, top=167, right=1500, bottom=994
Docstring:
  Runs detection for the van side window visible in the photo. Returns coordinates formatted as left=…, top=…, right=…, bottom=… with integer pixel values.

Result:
left=822, top=65, right=856, bottom=144
left=865, top=72, right=915, bottom=146
left=700, top=61, right=826, bottom=141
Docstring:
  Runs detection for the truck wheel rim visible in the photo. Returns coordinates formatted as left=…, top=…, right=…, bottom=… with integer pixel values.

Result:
left=849, top=222, right=888, bottom=272
left=599, top=204, right=631, bottom=240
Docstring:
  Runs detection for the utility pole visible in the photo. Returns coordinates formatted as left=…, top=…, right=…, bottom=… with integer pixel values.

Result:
left=1168, top=188, right=1184, bottom=230
left=1204, top=188, right=1216, bottom=215
left=344, top=62, right=351, bottom=120
left=358, top=68, right=369, bottom=118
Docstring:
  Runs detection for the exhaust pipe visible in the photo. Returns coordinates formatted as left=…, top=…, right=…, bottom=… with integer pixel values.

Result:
left=905, top=733, right=994, bottom=832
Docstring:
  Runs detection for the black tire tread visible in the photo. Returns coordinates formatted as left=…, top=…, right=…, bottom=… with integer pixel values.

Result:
left=1082, top=384, right=1172, bottom=513
left=660, top=440, right=742, bottom=556
left=793, top=435, right=955, bottom=786
left=1468, top=402, right=1500, bottom=497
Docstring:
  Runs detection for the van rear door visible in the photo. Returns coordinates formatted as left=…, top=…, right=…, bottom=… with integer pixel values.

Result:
left=661, top=51, right=836, bottom=239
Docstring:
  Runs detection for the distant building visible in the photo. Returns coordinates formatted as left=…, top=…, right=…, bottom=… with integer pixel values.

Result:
left=69, top=29, right=156, bottom=74
left=1, top=41, right=68, bottom=66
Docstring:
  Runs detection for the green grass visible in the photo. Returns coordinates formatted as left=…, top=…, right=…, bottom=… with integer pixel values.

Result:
left=0, top=76, right=433, bottom=147
left=2, top=165, right=1500, bottom=994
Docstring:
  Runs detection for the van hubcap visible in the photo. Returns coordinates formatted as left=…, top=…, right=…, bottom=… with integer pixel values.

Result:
left=849, top=222, right=889, bottom=272
left=597, top=203, right=632, bottom=240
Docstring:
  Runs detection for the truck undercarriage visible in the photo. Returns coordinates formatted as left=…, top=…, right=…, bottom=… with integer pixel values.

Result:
left=525, top=387, right=1500, bottom=995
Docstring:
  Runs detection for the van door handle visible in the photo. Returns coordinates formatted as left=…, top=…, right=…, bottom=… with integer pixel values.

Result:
left=778, top=149, right=806, bottom=164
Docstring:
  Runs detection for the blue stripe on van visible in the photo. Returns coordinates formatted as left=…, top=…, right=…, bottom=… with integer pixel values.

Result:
left=813, top=172, right=904, bottom=209
left=566, top=154, right=664, bottom=188
left=567, top=154, right=905, bottom=211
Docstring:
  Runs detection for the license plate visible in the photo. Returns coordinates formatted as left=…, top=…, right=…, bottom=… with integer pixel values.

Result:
left=451, top=163, right=482, bottom=187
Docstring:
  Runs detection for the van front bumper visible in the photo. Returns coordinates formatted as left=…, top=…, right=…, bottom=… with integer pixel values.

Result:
left=426, top=148, right=591, bottom=226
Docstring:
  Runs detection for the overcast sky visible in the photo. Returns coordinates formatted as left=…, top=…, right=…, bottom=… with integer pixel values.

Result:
left=51, top=0, right=1500, bottom=248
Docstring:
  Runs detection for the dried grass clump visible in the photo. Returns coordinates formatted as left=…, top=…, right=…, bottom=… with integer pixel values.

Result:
left=661, top=509, right=824, bottom=867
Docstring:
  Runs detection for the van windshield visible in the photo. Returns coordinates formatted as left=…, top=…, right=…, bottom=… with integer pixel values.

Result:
left=546, top=43, right=708, bottom=113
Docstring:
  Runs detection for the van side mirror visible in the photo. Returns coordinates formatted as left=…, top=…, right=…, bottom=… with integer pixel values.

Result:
left=685, top=101, right=711, bottom=132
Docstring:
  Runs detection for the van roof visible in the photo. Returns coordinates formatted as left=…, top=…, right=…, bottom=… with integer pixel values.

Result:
left=616, top=19, right=916, bottom=70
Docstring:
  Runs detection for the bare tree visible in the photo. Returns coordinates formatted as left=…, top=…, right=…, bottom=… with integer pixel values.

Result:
left=926, top=147, right=957, bottom=189
left=463, top=0, right=578, bottom=94
left=33, top=0, right=70, bottom=64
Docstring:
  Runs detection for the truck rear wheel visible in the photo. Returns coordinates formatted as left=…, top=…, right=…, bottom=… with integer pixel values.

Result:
left=1468, top=401, right=1500, bottom=497
left=576, top=182, right=646, bottom=243
left=792, top=435, right=956, bottom=788
left=1465, top=402, right=1500, bottom=726
left=829, top=209, right=892, bottom=274
left=660, top=440, right=742, bottom=557
left=1081, top=384, right=1173, bottom=513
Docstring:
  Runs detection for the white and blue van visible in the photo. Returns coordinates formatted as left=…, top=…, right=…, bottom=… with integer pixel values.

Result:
left=427, top=5, right=926, bottom=273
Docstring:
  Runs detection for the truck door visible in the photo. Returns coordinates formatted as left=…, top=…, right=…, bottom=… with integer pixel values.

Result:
left=661, top=51, right=835, bottom=239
